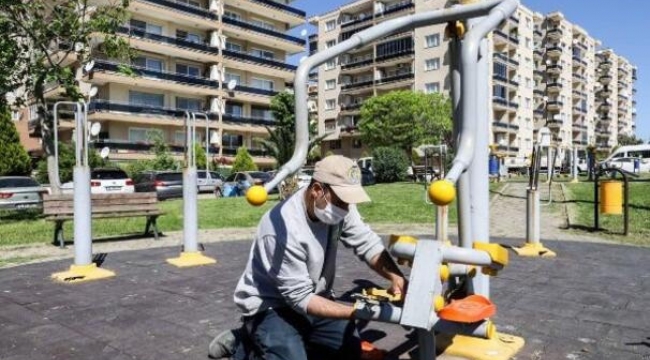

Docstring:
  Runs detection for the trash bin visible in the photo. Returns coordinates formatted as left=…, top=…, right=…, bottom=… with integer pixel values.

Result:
left=600, top=180, right=623, bottom=215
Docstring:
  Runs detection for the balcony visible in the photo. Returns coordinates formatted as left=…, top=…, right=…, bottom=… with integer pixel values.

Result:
left=375, top=48, right=415, bottom=63
left=379, top=0, right=415, bottom=17
left=375, top=72, right=414, bottom=87
left=599, top=102, right=611, bottom=112
left=117, top=27, right=217, bottom=61
left=244, top=0, right=305, bottom=19
left=534, top=89, right=545, bottom=96
left=546, top=27, right=563, bottom=39
left=137, top=0, right=217, bottom=22
left=493, top=30, right=509, bottom=45
left=222, top=16, right=305, bottom=48
left=340, top=103, right=363, bottom=112
left=341, top=14, right=373, bottom=29
left=341, top=57, right=374, bottom=70
left=235, top=83, right=279, bottom=97
left=546, top=46, right=562, bottom=57
left=572, top=123, right=587, bottom=131
left=493, top=74, right=508, bottom=84
left=92, top=139, right=187, bottom=155
left=340, top=25, right=372, bottom=41
left=225, top=50, right=296, bottom=72
left=547, top=64, right=562, bottom=74
left=534, top=109, right=544, bottom=117
left=221, top=146, right=270, bottom=157
left=493, top=97, right=508, bottom=110
left=573, top=73, right=586, bottom=84
left=599, top=75, right=612, bottom=84
left=547, top=100, right=563, bottom=110
left=599, top=60, right=612, bottom=69
left=534, top=70, right=544, bottom=79
left=547, top=119, right=563, bottom=128
left=90, top=60, right=218, bottom=95
left=597, top=87, right=612, bottom=97
left=221, top=113, right=275, bottom=126
left=547, top=82, right=563, bottom=92
left=508, top=34, right=519, bottom=44
left=492, top=121, right=519, bottom=133
left=496, top=145, right=519, bottom=154
left=341, top=79, right=374, bottom=91
left=572, top=106, right=587, bottom=114
left=90, top=99, right=186, bottom=118
left=572, top=56, right=587, bottom=68
left=572, top=90, right=586, bottom=98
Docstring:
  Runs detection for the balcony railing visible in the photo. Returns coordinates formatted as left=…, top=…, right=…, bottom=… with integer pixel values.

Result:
left=573, top=90, right=586, bottom=98
left=573, top=106, right=587, bottom=114
left=93, top=60, right=218, bottom=87
left=340, top=25, right=372, bottom=41
left=494, top=30, right=508, bottom=40
left=142, top=0, right=216, bottom=19
left=340, top=103, right=363, bottom=111
left=251, top=0, right=306, bottom=17
left=547, top=46, right=562, bottom=53
left=92, top=139, right=187, bottom=154
left=223, top=16, right=305, bottom=45
left=375, top=72, right=414, bottom=85
left=221, top=147, right=269, bottom=157
left=90, top=99, right=186, bottom=117
left=117, top=26, right=215, bottom=53
left=221, top=113, right=275, bottom=126
left=341, top=14, right=373, bottom=29
left=547, top=100, right=563, bottom=107
left=341, top=79, right=374, bottom=90
left=341, top=57, right=373, bottom=69
left=381, top=0, right=415, bottom=16
left=547, top=28, right=563, bottom=37
left=235, top=84, right=279, bottom=97
left=547, top=64, right=563, bottom=72
left=222, top=49, right=297, bottom=71
left=492, top=121, right=519, bottom=130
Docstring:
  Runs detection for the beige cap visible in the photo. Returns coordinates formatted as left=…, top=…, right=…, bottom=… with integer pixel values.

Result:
left=312, top=155, right=371, bottom=204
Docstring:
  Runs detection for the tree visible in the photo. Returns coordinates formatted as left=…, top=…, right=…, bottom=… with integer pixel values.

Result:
left=194, top=143, right=207, bottom=170
left=372, top=147, right=409, bottom=183
left=1, top=1, right=131, bottom=193
left=0, top=102, right=31, bottom=176
left=359, top=90, right=453, bottom=156
left=232, top=147, right=258, bottom=172
left=617, top=134, right=643, bottom=146
left=35, top=142, right=107, bottom=184
left=258, top=91, right=326, bottom=168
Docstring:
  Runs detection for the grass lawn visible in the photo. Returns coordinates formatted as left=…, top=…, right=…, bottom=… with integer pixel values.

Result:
left=564, top=180, right=650, bottom=246
left=0, top=182, right=503, bottom=247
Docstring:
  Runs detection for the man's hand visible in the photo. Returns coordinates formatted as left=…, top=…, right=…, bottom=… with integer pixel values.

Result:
left=387, top=276, right=408, bottom=299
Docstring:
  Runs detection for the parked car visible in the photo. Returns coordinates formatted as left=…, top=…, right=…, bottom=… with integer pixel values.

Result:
left=61, top=168, right=134, bottom=194
left=604, top=158, right=645, bottom=173
left=197, top=170, right=224, bottom=195
left=361, top=168, right=376, bottom=186
left=220, top=171, right=273, bottom=197
left=134, top=171, right=183, bottom=200
left=0, top=176, right=47, bottom=211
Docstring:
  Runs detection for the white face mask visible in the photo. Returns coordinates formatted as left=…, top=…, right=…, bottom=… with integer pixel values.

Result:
left=314, top=190, right=349, bottom=225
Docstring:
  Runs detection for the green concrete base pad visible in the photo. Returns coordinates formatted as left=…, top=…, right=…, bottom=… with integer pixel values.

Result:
left=51, top=263, right=116, bottom=283
left=436, top=332, right=525, bottom=360
left=166, top=251, right=217, bottom=268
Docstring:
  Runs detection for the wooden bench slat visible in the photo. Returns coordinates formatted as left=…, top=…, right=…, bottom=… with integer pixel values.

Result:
left=43, top=204, right=160, bottom=216
left=43, top=197, right=157, bottom=210
left=44, top=192, right=157, bottom=200
left=45, top=210, right=163, bottom=221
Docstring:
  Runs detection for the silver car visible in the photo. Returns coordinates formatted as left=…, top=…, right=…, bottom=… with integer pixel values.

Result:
left=197, top=170, right=224, bottom=195
left=0, top=177, right=47, bottom=211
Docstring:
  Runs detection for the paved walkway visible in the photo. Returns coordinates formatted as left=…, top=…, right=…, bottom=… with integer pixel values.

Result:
left=0, top=182, right=649, bottom=359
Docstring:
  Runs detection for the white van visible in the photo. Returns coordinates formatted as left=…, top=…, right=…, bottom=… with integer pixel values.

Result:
left=601, top=144, right=650, bottom=172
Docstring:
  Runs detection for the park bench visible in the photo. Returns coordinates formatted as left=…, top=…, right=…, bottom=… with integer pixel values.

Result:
left=411, top=165, right=440, bottom=183
left=43, top=192, right=163, bottom=248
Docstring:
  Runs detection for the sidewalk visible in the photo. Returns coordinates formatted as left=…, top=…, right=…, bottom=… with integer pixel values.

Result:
left=0, top=182, right=648, bottom=359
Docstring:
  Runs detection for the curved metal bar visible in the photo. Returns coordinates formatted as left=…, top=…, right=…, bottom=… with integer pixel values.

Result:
left=264, top=0, right=507, bottom=192
left=446, top=0, right=519, bottom=183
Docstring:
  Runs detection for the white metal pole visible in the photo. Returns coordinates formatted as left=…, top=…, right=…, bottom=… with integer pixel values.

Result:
left=73, top=102, right=92, bottom=266
left=183, top=112, right=199, bottom=253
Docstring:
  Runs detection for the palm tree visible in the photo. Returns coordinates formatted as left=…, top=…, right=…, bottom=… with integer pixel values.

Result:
left=258, top=91, right=327, bottom=198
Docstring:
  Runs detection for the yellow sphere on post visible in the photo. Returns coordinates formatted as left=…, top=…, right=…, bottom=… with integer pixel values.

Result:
left=428, top=180, right=456, bottom=206
left=246, top=185, right=268, bottom=206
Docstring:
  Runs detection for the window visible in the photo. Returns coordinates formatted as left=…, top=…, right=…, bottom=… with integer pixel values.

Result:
left=330, top=140, right=342, bottom=150
left=174, top=131, right=185, bottom=144
left=493, top=62, right=507, bottom=79
left=251, top=18, right=275, bottom=31
left=425, top=58, right=440, bottom=71
left=326, top=40, right=336, bottom=48
left=525, top=77, right=532, bottom=89
left=377, top=37, right=413, bottom=58
left=324, top=119, right=336, bottom=131
left=133, top=57, right=163, bottom=71
left=425, top=34, right=440, bottom=48
left=224, top=11, right=241, bottom=21
left=326, top=19, right=336, bottom=31
left=130, top=19, right=162, bottom=35
left=11, top=110, right=20, bottom=122
left=176, top=30, right=202, bottom=44
left=525, top=37, right=532, bottom=49
left=250, top=48, right=274, bottom=59
left=176, top=97, right=202, bottom=111
left=325, top=99, right=336, bottom=110
left=129, top=91, right=164, bottom=107
left=525, top=97, right=531, bottom=109
left=325, top=58, right=337, bottom=70
left=222, top=133, right=244, bottom=148
left=129, top=128, right=158, bottom=142
left=178, top=0, right=200, bottom=6
left=353, top=139, right=363, bottom=148
left=176, top=63, right=201, bottom=77
left=251, top=78, right=274, bottom=90
left=225, top=73, right=241, bottom=84
left=325, top=79, right=336, bottom=90
left=493, top=85, right=507, bottom=99
left=425, top=82, right=440, bottom=94
left=225, top=102, right=243, bottom=117
left=251, top=106, right=273, bottom=120
left=226, top=42, right=242, bottom=52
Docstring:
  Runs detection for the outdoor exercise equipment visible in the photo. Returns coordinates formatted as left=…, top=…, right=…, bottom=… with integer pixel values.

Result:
left=512, top=128, right=557, bottom=257
left=593, top=168, right=633, bottom=236
left=51, top=101, right=116, bottom=282
left=245, top=0, right=526, bottom=358
left=167, top=111, right=216, bottom=267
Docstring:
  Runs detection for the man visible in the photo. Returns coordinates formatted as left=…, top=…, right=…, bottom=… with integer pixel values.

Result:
left=209, top=155, right=406, bottom=360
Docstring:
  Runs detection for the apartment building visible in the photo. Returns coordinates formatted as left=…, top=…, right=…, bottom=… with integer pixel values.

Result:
left=26, top=0, right=306, bottom=168
left=310, top=1, right=637, bottom=165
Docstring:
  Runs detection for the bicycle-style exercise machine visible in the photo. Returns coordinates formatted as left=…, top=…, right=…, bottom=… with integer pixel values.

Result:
left=246, top=0, right=525, bottom=358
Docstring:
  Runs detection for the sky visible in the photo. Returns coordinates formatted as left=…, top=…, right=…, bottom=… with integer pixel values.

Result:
left=287, top=0, right=648, bottom=142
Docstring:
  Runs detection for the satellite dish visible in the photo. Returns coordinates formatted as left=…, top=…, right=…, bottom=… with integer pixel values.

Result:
left=84, top=60, right=95, bottom=73
left=300, top=29, right=308, bottom=37
left=227, top=79, right=237, bottom=91
left=89, top=122, right=102, bottom=136
left=553, top=114, right=562, bottom=120
left=88, top=86, right=98, bottom=98
left=100, top=147, right=110, bottom=159
left=209, top=131, right=220, bottom=145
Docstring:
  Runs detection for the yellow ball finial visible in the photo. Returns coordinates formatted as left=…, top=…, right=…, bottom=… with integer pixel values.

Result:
left=246, top=185, right=268, bottom=206
left=428, top=180, right=456, bottom=206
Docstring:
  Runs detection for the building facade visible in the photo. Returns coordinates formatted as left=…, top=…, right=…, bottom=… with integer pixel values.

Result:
left=24, top=0, right=306, bottom=168
left=309, top=1, right=637, bottom=165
